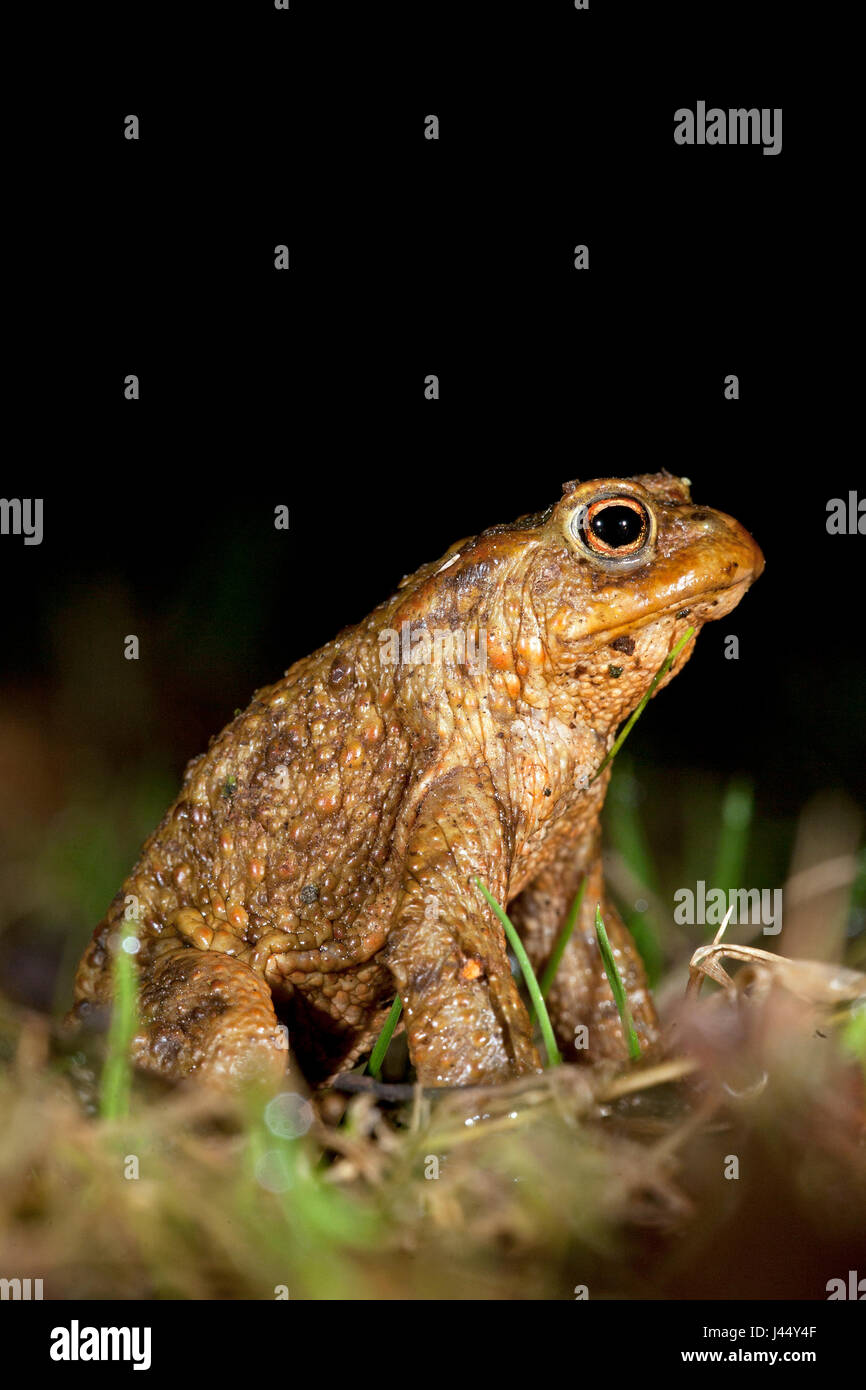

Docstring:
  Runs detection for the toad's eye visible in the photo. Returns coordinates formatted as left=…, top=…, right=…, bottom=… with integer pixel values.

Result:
left=580, top=497, right=649, bottom=557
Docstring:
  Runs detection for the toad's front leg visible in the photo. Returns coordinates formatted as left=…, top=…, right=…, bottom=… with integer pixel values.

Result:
left=385, top=767, right=541, bottom=1087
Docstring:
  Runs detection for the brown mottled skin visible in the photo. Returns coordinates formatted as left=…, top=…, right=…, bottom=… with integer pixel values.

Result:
left=70, top=473, right=763, bottom=1087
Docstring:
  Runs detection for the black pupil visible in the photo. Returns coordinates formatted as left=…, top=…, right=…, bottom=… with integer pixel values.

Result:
left=590, top=504, right=644, bottom=548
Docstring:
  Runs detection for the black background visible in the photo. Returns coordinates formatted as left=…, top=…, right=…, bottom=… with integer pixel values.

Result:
left=1, top=0, right=862, bottom=1331
left=5, top=3, right=859, bottom=816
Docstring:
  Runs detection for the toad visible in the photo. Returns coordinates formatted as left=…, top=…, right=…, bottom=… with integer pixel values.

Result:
left=70, top=473, right=763, bottom=1087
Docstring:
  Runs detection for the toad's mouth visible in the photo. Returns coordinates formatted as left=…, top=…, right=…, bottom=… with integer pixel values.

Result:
left=558, top=571, right=760, bottom=655
left=591, top=572, right=757, bottom=646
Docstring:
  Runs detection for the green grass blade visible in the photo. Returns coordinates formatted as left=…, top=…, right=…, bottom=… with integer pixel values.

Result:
left=604, top=758, right=664, bottom=987
left=712, top=777, right=754, bottom=894
left=474, top=878, right=561, bottom=1068
left=538, top=876, right=586, bottom=1000
left=99, top=916, right=141, bottom=1121
left=590, top=625, right=696, bottom=784
left=842, top=1006, right=866, bottom=1079
left=367, top=995, right=403, bottom=1080
left=595, top=904, right=641, bottom=1061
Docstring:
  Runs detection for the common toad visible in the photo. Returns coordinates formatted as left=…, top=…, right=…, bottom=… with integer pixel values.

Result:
left=70, top=473, right=763, bottom=1086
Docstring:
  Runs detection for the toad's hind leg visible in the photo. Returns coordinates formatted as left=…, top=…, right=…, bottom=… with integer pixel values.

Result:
left=135, top=947, right=289, bottom=1083
left=71, top=928, right=288, bottom=1085
left=508, top=834, right=658, bottom=1064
